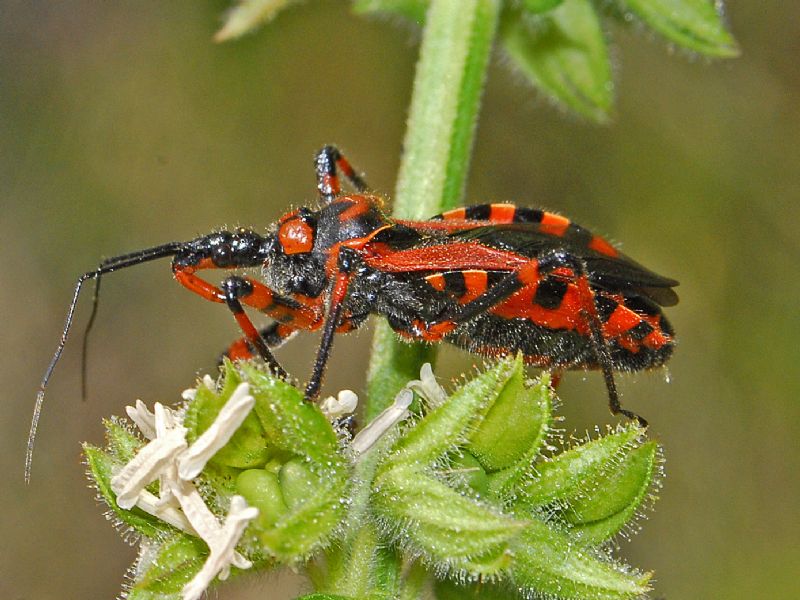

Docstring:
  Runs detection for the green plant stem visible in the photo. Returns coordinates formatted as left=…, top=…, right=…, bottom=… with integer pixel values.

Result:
left=366, top=0, right=501, bottom=419
left=323, top=447, right=399, bottom=596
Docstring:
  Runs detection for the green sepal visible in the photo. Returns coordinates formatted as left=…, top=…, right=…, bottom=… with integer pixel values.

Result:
left=127, top=535, right=207, bottom=599
left=565, top=441, right=658, bottom=545
left=84, top=444, right=174, bottom=539
left=434, top=578, right=514, bottom=600
left=352, top=0, right=429, bottom=23
left=385, top=357, right=517, bottom=467
left=103, top=417, right=145, bottom=463
left=521, top=0, right=564, bottom=14
left=618, top=0, right=739, bottom=57
left=449, top=451, right=490, bottom=496
left=515, top=425, right=645, bottom=510
left=372, top=465, right=524, bottom=572
left=468, top=354, right=551, bottom=473
left=240, top=363, right=342, bottom=466
left=510, top=519, right=651, bottom=599
left=501, top=0, right=614, bottom=122
left=183, top=362, right=271, bottom=469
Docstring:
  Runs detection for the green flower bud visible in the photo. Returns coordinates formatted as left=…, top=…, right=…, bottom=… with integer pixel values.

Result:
left=516, top=425, right=645, bottom=510
left=385, top=357, right=517, bottom=468
left=468, top=354, right=551, bottom=473
left=279, top=457, right=320, bottom=510
left=237, top=468, right=289, bottom=527
left=565, top=442, right=659, bottom=545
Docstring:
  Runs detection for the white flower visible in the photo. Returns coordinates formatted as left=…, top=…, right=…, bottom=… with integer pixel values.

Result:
left=406, top=362, right=447, bottom=407
left=319, top=389, right=359, bottom=419
left=351, top=390, right=413, bottom=456
left=111, top=382, right=260, bottom=600
left=350, top=363, right=445, bottom=456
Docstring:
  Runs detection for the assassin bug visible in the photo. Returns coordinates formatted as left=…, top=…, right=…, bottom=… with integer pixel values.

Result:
left=27, top=145, right=677, bottom=480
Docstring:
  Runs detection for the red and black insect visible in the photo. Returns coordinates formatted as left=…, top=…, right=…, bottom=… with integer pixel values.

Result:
left=28, top=145, right=677, bottom=478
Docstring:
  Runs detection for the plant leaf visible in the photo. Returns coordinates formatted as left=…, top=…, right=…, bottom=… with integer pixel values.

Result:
left=214, top=0, right=300, bottom=43
left=502, top=0, right=613, bottom=122
left=619, top=0, right=739, bottom=57
left=352, top=0, right=429, bottom=23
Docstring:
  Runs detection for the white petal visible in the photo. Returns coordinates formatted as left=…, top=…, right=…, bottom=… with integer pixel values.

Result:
left=320, top=389, right=358, bottom=418
left=407, top=362, right=447, bottom=406
left=177, top=383, right=255, bottom=480
left=111, top=426, right=187, bottom=510
left=125, top=399, right=156, bottom=440
left=351, top=388, right=413, bottom=456
left=134, top=489, right=196, bottom=534
left=180, top=495, right=259, bottom=600
left=167, top=476, right=223, bottom=542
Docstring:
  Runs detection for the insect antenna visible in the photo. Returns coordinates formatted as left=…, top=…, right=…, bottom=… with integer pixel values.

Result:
left=80, top=275, right=101, bottom=402
left=26, top=242, right=183, bottom=483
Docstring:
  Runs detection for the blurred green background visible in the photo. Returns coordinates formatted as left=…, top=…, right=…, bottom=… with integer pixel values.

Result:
left=2, top=2, right=798, bottom=598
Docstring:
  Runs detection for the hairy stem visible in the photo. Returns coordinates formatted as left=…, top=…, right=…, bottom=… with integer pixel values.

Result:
left=366, top=0, right=501, bottom=419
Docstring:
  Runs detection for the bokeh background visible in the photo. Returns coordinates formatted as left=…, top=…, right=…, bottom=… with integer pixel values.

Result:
left=2, top=2, right=798, bottom=598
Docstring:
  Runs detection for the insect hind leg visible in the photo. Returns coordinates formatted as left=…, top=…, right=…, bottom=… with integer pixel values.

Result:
left=315, top=145, right=369, bottom=202
left=412, top=249, right=648, bottom=427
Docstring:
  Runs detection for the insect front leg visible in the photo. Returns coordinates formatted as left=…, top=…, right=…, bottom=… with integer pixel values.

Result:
left=222, top=322, right=298, bottom=362
left=303, top=247, right=362, bottom=401
left=173, top=252, right=324, bottom=378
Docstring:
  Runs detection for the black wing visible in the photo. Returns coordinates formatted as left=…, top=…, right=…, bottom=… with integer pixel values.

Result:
left=447, top=224, right=679, bottom=307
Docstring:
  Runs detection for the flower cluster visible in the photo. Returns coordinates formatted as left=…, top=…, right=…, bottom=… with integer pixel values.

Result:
left=86, top=357, right=660, bottom=599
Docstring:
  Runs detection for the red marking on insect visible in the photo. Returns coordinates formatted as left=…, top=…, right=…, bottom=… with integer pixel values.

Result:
left=589, top=235, right=619, bottom=258
left=28, top=145, right=678, bottom=481
left=540, top=212, right=571, bottom=236
left=278, top=217, right=315, bottom=255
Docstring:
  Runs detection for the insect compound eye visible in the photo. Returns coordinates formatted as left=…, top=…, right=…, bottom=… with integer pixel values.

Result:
left=278, top=217, right=315, bottom=255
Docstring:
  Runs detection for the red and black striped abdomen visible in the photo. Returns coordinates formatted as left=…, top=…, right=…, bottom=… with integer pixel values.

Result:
left=422, top=267, right=674, bottom=371
left=431, top=203, right=622, bottom=259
